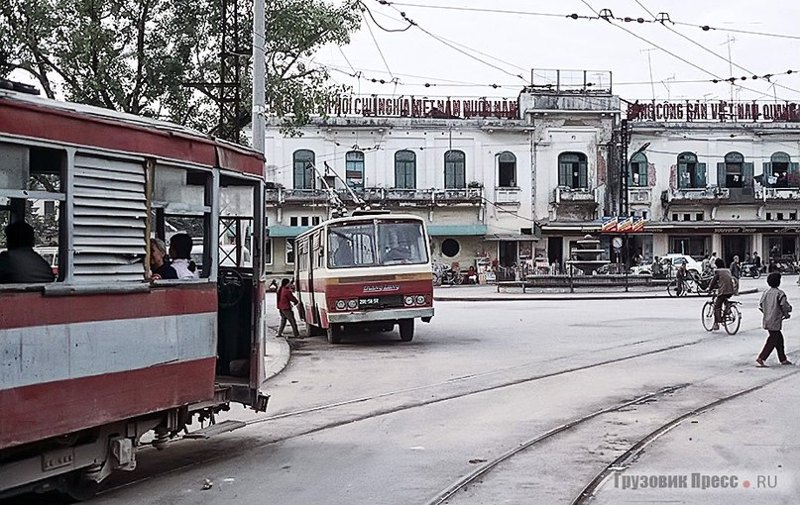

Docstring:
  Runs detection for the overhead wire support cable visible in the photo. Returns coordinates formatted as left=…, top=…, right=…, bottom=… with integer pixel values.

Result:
left=374, top=0, right=529, bottom=84
left=578, top=0, right=789, bottom=101
left=631, top=0, right=800, bottom=96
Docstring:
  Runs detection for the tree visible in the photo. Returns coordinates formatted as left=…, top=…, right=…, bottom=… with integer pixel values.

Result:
left=0, top=0, right=361, bottom=137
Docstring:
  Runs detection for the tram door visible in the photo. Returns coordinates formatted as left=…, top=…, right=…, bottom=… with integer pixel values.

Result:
left=216, top=175, right=268, bottom=410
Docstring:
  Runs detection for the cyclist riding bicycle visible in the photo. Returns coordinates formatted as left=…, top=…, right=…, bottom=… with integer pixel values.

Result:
left=708, top=258, right=736, bottom=331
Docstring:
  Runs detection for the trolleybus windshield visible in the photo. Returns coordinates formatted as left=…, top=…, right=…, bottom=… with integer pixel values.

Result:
left=328, top=220, right=428, bottom=268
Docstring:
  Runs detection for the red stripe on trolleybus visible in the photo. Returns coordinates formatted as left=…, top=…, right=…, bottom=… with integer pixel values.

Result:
left=0, top=357, right=216, bottom=450
left=0, top=284, right=217, bottom=330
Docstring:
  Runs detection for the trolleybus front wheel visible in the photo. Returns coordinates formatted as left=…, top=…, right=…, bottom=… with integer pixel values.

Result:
left=399, top=319, right=414, bottom=342
left=327, top=324, right=343, bottom=344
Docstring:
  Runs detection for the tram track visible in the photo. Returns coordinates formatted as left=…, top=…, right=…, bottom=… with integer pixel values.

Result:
left=421, top=368, right=800, bottom=505
left=95, top=335, right=716, bottom=498
left=243, top=337, right=704, bottom=429
left=569, top=368, right=800, bottom=505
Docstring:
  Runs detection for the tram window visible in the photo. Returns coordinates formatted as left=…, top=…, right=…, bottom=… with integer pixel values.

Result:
left=265, top=239, right=272, bottom=265
left=0, top=144, right=65, bottom=283
left=328, top=223, right=377, bottom=268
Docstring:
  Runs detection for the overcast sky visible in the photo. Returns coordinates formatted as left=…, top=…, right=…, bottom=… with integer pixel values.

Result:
left=317, top=0, right=800, bottom=104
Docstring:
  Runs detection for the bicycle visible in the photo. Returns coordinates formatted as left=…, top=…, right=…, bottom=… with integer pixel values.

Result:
left=701, top=294, right=742, bottom=335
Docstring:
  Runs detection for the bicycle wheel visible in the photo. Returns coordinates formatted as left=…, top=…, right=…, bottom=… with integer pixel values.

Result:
left=723, top=304, right=741, bottom=335
left=701, top=301, right=715, bottom=331
left=667, top=280, right=678, bottom=297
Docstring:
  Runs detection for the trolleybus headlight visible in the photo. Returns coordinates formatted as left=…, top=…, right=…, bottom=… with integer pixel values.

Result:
left=404, top=295, right=415, bottom=306
left=416, top=295, right=426, bottom=305
left=335, top=300, right=346, bottom=310
left=347, top=299, right=358, bottom=309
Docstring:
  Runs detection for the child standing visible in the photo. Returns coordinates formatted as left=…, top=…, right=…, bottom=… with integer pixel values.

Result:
left=756, top=272, right=793, bottom=367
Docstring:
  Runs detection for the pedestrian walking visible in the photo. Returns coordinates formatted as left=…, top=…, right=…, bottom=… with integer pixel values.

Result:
left=729, top=255, right=741, bottom=294
left=276, top=278, right=301, bottom=338
left=756, top=272, right=793, bottom=367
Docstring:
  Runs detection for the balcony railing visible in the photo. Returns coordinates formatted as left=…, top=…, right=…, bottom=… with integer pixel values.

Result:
left=628, top=187, right=652, bottom=204
left=494, top=187, right=522, bottom=204
left=267, top=186, right=484, bottom=206
left=758, top=187, right=800, bottom=201
left=553, top=186, right=597, bottom=205
left=667, top=187, right=729, bottom=202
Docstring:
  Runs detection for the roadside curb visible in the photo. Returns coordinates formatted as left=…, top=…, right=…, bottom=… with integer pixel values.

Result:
left=434, top=288, right=759, bottom=302
left=264, top=336, right=291, bottom=381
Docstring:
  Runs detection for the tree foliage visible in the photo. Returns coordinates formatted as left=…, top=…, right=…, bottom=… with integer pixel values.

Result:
left=0, top=0, right=361, bottom=136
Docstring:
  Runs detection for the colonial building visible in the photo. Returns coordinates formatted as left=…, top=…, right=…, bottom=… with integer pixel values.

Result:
left=627, top=106, right=800, bottom=266
left=263, top=69, right=800, bottom=276
left=263, top=70, right=619, bottom=276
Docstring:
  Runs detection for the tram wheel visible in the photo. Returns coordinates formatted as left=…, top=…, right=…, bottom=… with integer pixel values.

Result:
left=398, top=319, right=414, bottom=342
left=62, top=471, right=100, bottom=502
left=327, top=325, right=343, bottom=344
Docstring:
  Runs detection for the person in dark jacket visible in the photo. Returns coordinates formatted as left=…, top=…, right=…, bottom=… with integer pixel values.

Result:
left=276, top=278, right=300, bottom=338
left=757, top=273, right=792, bottom=366
left=0, top=221, right=55, bottom=284
left=709, top=258, right=736, bottom=331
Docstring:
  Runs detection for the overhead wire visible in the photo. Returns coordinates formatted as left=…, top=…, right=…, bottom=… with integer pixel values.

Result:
left=578, top=0, right=791, bottom=101
left=632, top=0, right=800, bottom=96
left=386, top=1, right=800, bottom=41
left=373, top=0, right=529, bottom=84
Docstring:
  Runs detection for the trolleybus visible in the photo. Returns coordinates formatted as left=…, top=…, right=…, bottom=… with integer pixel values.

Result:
left=0, top=82, right=269, bottom=499
left=294, top=212, right=434, bottom=343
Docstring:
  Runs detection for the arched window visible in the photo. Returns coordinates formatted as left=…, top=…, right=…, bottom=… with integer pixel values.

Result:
left=718, top=151, right=750, bottom=189
left=629, top=152, right=648, bottom=187
left=497, top=151, right=516, bottom=188
left=557, top=152, right=588, bottom=189
left=444, top=150, right=466, bottom=189
left=345, top=151, right=365, bottom=193
left=293, top=150, right=315, bottom=189
left=394, top=150, right=416, bottom=189
left=677, top=152, right=705, bottom=189
left=764, top=152, right=798, bottom=188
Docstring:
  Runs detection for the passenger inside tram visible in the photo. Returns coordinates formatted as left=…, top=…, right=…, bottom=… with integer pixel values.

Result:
left=0, top=221, right=55, bottom=284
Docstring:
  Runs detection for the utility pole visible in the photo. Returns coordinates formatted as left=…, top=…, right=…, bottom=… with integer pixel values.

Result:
left=619, top=119, right=630, bottom=266
left=252, top=0, right=266, bottom=155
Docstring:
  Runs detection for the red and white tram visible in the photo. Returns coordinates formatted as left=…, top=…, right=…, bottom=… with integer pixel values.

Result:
left=294, top=212, right=434, bottom=343
left=0, top=83, right=269, bottom=498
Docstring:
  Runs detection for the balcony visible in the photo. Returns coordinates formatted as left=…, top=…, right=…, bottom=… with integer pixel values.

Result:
left=494, top=187, right=522, bottom=205
left=628, top=187, right=652, bottom=205
left=758, top=187, right=800, bottom=201
left=265, top=188, right=330, bottom=204
left=665, top=187, right=729, bottom=204
left=363, top=186, right=483, bottom=206
left=552, top=186, right=598, bottom=206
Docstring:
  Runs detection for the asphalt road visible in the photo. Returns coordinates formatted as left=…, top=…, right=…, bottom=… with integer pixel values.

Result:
left=13, top=287, right=800, bottom=504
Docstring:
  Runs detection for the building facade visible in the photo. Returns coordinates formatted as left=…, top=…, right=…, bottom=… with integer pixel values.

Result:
left=263, top=70, right=800, bottom=276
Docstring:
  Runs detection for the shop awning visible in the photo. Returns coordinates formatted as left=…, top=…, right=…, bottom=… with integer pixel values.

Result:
left=483, top=234, right=539, bottom=241
left=267, top=225, right=310, bottom=238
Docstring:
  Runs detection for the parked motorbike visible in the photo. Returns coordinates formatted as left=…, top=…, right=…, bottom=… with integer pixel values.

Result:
left=740, top=262, right=761, bottom=279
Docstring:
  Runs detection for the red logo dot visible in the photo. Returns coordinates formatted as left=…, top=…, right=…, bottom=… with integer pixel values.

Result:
left=743, top=480, right=751, bottom=488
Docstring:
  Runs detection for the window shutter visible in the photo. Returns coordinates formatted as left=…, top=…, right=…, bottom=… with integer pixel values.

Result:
left=761, top=162, right=772, bottom=187
left=640, top=162, right=648, bottom=186
left=696, top=163, right=707, bottom=188
left=578, top=161, right=588, bottom=189
left=789, top=162, right=800, bottom=187
left=72, top=155, right=146, bottom=282
left=717, top=163, right=726, bottom=188
left=627, top=162, right=634, bottom=187
left=559, top=163, right=570, bottom=186
left=743, top=162, right=754, bottom=187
